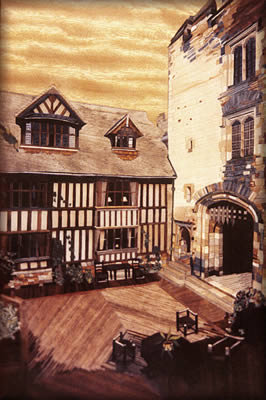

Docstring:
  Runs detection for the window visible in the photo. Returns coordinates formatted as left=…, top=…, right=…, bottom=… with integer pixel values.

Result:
left=232, top=121, right=241, bottom=159
left=23, top=121, right=76, bottom=149
left=244, top=117, right=254, bottom=156
left=8, top=233, right=49, bottom=260
left=185, top=186, right=192, bottom=202
left=230, top=31, right=256, bottom=87
left=233, top=46, right=242, bottom=85
left=113, top=127, right=136, bottom=149
left=246, top=37, right=256, bottom=80
left=106, top=181, right=131, bottom=206
left=98, top=228, right=136, bottom=251
left=186, top=138, right=193, bottom=152
left=230, top=117, right=254, bottom=159
left=0, top=179, right=50, bottom=208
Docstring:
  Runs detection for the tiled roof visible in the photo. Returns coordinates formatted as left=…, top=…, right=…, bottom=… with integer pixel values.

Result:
left=0, top=90, right=175, bottom=178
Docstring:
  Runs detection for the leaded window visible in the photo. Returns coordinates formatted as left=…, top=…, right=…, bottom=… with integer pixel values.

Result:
left=244, top=117, right=254, bottom=156
left=232, top=120, right=241, bottom=159
left=246, top=37, right=256, bottom=80
left=0, top=179, right=50, bottom=208
left=8, top=233, right=49, bottom=260
left=106, top=181, right=131, bottom=206
left=23, top=121, right=76, bottom=148
left=233, top=46, right=242, bottom=85
left=98, top=228, right=136, bottom=251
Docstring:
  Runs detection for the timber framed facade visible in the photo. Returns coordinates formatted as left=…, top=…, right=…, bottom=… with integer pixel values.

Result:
left=0, top=87, right=175, bottom=288
left=168, top=0, right=265, bottom=292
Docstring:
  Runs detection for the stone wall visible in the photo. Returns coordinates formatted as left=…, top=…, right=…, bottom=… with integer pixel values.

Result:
left=168, top=0, right=265, bottom=291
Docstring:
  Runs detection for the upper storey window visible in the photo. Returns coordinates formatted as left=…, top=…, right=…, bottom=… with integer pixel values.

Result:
left=232, top=120, right=241, bottom=159
left=16, top=87, right=85, bottom=150
left=104, top=114, right=143, bottom=160
left=246, top=37, right=256, bottom=80
left=0, top=177, right=51, bottom=209
left=230, top=116, right=254, bottom=160
left=228, top=25, right=257, bottom=87
left=25, top=121, right=76, bottom=148
left=244, top=117, right=254, bottom=156
left=233, top=46, right=242, bottom=85
left=106, top=181, right=131, bottom=206
left=113, top=127, right=136, bottom=149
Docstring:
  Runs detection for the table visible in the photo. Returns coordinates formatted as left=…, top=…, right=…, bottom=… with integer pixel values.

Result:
left=141, top=332, right=196, bottom=377
left=103, top=263, right=133, bottom=280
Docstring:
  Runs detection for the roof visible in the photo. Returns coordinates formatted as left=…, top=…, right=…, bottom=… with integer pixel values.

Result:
left=0, top=90, right=175, bottom=179
left=170, top=0, right=217, bottom=45
left=104, top=114, right=143, bottom=138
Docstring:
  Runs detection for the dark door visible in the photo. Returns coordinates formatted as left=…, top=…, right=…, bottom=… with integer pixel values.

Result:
left=223, top=213, right=253, bottom=275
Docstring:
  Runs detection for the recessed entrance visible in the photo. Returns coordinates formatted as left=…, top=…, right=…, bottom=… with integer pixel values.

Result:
left=208, top=201, right=253, bottom=275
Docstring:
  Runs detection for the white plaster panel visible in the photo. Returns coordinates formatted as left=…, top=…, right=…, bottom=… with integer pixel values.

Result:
left=82, top=183, right=87, bottom=207
left=70, top=210, right=76, bottom=227
left=11, top=211, right=18, bottom=231
left=68, top=184, right=73, bottom=207
left=41, top=211, right=48, bottom=230
left=89, top=183, right=94, bottom=207
left=61, top=184, right=66, bottom=208
left=88, top=230, right=93, bottom=259
left=87, top=210, right=93, bottom=226
left=0, top=211, right=8, bottom=231
left=74, top=230, right=79, bottom=260
left=52, top=211, right=58, bottom=228
left=62, top=211, right=68, bottom=228
left=21, top=211, right=28, bottom=231
left=79, top=210, right=85, bottom=227
left=76, top=184, right=81, bottom=207
left=31, top=211, right=38, bottom=230
left=81, top=230, right=86, bottom=260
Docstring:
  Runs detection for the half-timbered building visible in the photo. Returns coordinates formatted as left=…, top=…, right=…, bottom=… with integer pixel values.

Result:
left=0, top=87, right=175, bottom=287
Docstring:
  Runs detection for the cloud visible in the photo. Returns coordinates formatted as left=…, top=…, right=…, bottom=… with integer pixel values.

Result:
left=1, top=0, right=206, bottom=122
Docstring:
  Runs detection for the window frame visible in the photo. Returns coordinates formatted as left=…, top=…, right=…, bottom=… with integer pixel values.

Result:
left=231, top=120, right=241, bottom=159
left=7, top=232, right=50, bottom=261
left=226, top=24, right=257, bottom=87
left=22, top=120, right=77, bottom=149
left=98, top=228, right=136, bottom=251
left=233, top=46, right=242, bottom=85
left=0, top=179, right=51, bottom=209
left=226, top=109, right=255, bottom=161
left=245, top=37, right=256, bottom=80
left=243, top=117, right=254, bottom=157
left=106, top=181, right=132, bottom=206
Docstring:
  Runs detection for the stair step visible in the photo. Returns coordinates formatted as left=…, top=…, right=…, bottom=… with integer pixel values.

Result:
left=185, top=278, right=233, bottom=313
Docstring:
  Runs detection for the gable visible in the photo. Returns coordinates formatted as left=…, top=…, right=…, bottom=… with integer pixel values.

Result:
left=104, top=114, right=143, bottom=138
left=16, top=87, right=85, bottom=128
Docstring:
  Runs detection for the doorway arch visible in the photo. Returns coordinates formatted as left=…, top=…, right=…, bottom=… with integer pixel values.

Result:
left=192, top=186, right=263, bottom=289
left=208, top=201, right=253, bottom=275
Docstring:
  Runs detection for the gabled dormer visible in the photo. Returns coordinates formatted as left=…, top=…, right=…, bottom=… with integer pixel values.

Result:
left=104, top=114, right=143, bottom=160
left=16, top=87, right=85, bottom=151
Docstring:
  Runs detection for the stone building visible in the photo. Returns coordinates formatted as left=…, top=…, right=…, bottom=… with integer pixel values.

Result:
left=168, top=0, right=265, bottom=292
left=0, top=87, right=175, bottom=288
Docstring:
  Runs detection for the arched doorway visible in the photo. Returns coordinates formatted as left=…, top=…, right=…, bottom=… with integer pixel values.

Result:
left=180, top=227, right=191, bottom=254
left=208, top=201, right=253, bottom=275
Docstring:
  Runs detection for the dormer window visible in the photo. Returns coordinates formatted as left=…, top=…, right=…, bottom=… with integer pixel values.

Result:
left=23, top=121, right=76, bottom=148
left=104, top=114, right=143, bottom=160
left=114, top=126, right=136, bottom=149
left=16, top=87, right=85, bottom=150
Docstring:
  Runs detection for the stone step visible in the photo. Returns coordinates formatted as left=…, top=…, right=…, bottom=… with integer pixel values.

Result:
left=159, top=268, right=185, bottom=286
left=162, top=263, right=187, bottom=279
left=185, top=276, right=234, bottom=313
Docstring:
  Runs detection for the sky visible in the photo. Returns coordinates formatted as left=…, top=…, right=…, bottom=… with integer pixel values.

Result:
left=1, top=0, right=208, bottom=123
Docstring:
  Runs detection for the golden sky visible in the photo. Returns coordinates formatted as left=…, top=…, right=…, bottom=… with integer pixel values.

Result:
left=1, top=0, right=207, bottom=123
